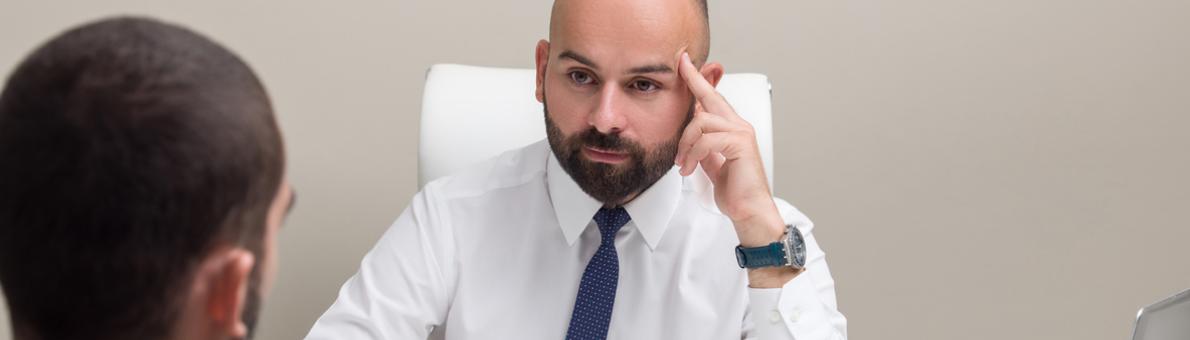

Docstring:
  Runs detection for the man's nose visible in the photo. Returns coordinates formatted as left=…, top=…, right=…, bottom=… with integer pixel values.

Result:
left=588, top=84, right=627, bottom=134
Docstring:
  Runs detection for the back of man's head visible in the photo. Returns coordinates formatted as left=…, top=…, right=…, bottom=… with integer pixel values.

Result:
left=0, top=17, right=284, bottom=340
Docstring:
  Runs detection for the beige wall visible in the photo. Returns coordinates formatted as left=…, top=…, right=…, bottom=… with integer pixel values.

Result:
left=1, top=1, right=1188, bottom=339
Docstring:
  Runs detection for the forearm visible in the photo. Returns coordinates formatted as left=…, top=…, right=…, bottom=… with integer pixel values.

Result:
left=742, top=198, right=848, bottom=339
left=732, top=199, right=800, bottom=288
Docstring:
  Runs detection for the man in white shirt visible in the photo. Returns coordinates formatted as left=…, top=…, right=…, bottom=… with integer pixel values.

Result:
left=306, top=0, right=847, bottom=339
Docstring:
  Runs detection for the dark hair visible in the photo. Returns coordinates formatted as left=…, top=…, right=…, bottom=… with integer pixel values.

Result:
left=0, top=17, right=283, bottom=340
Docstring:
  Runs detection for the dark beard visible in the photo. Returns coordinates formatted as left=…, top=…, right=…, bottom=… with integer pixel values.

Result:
left=543, top=93, right=692, bottom=205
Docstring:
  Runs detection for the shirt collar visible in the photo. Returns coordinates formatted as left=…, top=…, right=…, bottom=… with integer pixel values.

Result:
left=546, top=149, right=682, bottom=251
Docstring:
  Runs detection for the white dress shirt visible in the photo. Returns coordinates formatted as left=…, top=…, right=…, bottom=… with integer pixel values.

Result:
left=305, top=140, right=847, bottom=339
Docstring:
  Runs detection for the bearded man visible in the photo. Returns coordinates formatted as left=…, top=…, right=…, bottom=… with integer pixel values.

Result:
left=307, top=1, right=846, bottom=339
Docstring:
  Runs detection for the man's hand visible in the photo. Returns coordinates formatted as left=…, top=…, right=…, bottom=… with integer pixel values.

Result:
left=675, top=52, right=799, bottom=287
left=675, top=52, right=783, bottom=247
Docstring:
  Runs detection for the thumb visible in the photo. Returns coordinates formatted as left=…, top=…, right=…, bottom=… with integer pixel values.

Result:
left=700, top=153, right=726, bottom=182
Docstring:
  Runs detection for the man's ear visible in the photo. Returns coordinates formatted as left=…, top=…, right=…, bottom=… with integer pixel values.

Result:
left=535, top=39, right=550, bottom=103
left=699, top=61, right=725, bottom=89
left=194, top=248, right=255, bottom=338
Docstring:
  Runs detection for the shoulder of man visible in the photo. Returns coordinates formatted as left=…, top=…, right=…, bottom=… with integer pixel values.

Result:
left=419, top=139, right=551, bottom=204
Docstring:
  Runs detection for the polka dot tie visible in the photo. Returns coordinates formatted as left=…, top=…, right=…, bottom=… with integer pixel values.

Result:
left=565, top=207, right=631, bottom=340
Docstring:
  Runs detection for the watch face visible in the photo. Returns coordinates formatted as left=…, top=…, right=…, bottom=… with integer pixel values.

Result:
left=788, top=226, right=807, bottom=267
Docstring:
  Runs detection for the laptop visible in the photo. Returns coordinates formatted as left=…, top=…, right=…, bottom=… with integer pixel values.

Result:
left=1132, top=288, right=1190, bottom=340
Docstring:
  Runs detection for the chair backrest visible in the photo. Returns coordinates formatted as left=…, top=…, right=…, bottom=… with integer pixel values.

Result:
left=419, top=63, right=773, bottom=188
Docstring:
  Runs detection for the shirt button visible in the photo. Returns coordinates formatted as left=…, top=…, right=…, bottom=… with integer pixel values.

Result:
left=768, top=309, right=782, bottom=324
left=788, top=308, right=802, bottom=323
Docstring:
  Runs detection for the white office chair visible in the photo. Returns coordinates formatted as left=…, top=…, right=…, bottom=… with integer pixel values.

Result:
left=419, top=63, right=774, bottom=188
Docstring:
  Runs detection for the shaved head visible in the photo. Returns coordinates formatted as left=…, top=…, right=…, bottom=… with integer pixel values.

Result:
left=536, top=0, right=724, bottom=205
left=549, top=0, right=711, bottom=64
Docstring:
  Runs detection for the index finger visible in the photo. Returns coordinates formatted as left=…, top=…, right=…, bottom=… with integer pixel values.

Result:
left=678, top=52, right=733, bottom=116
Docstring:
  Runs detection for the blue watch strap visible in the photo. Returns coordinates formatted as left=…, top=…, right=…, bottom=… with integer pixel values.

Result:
left=735, top=242, right=787, bottom=268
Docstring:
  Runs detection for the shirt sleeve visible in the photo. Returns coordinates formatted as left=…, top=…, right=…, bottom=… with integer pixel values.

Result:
left=304, top=189, right=456, bottom=340
left=742, top=197, right=848, bottom=340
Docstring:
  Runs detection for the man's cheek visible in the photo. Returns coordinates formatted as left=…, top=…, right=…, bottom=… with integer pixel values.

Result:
left=547, top=100, right=591, bottom=132
left=637, top=113, right=685, bottom=143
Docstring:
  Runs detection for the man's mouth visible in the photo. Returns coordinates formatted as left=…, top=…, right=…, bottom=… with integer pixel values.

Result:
left=582, top=146, right=629, bottom=164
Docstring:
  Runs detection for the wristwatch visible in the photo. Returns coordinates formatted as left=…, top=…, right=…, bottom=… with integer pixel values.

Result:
left=734, top=224, right=806, bottom=270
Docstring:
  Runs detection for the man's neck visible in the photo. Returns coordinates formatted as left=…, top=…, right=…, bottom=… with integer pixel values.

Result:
left=604, top=191, right=641, bottom=208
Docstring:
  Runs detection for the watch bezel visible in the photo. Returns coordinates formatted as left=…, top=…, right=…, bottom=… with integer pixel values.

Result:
left=784, top=225, right=807, bottom=269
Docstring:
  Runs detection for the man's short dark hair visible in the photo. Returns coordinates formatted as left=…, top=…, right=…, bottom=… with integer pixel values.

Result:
left=0, top=17, right=283, bottom=340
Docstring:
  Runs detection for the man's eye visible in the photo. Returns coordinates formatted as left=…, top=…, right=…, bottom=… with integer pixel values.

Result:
left=568, top=71, right=595, bottom=85
left=631, top=80, right=659, bottom=92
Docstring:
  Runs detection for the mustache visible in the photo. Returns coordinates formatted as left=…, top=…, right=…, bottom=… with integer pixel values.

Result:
left=576, top=128, right=639, bottom=152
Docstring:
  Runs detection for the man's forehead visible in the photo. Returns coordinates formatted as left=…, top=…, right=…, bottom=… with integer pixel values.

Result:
left=550, top=0, right=703, bottom=67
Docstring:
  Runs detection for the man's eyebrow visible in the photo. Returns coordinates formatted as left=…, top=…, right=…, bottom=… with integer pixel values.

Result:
left=558, top=50, right=673, bottom=75
left=627, top=64, right=674, bottom=75
left=559, top=50, right=598, bottom=69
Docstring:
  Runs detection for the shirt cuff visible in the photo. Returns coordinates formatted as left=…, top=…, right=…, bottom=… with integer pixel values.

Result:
left=748, top=275, right=840, bottom=340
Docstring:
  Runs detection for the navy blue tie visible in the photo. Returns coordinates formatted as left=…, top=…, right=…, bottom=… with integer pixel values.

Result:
left=565, top=207, right=631, bottom=340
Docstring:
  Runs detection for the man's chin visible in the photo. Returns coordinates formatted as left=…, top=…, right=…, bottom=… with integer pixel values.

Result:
left=579, top=159, right=632, bottom=176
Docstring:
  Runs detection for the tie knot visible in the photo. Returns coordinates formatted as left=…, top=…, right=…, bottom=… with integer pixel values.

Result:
left=593, top=207, right=630, bottom=242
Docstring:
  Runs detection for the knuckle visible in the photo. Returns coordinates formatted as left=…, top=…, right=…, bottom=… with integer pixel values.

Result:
left=737, top=119, right=755, bottom=132
left=736, top=123, right=755, bottom=137
left=730, top=131, right=752, bottom=143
